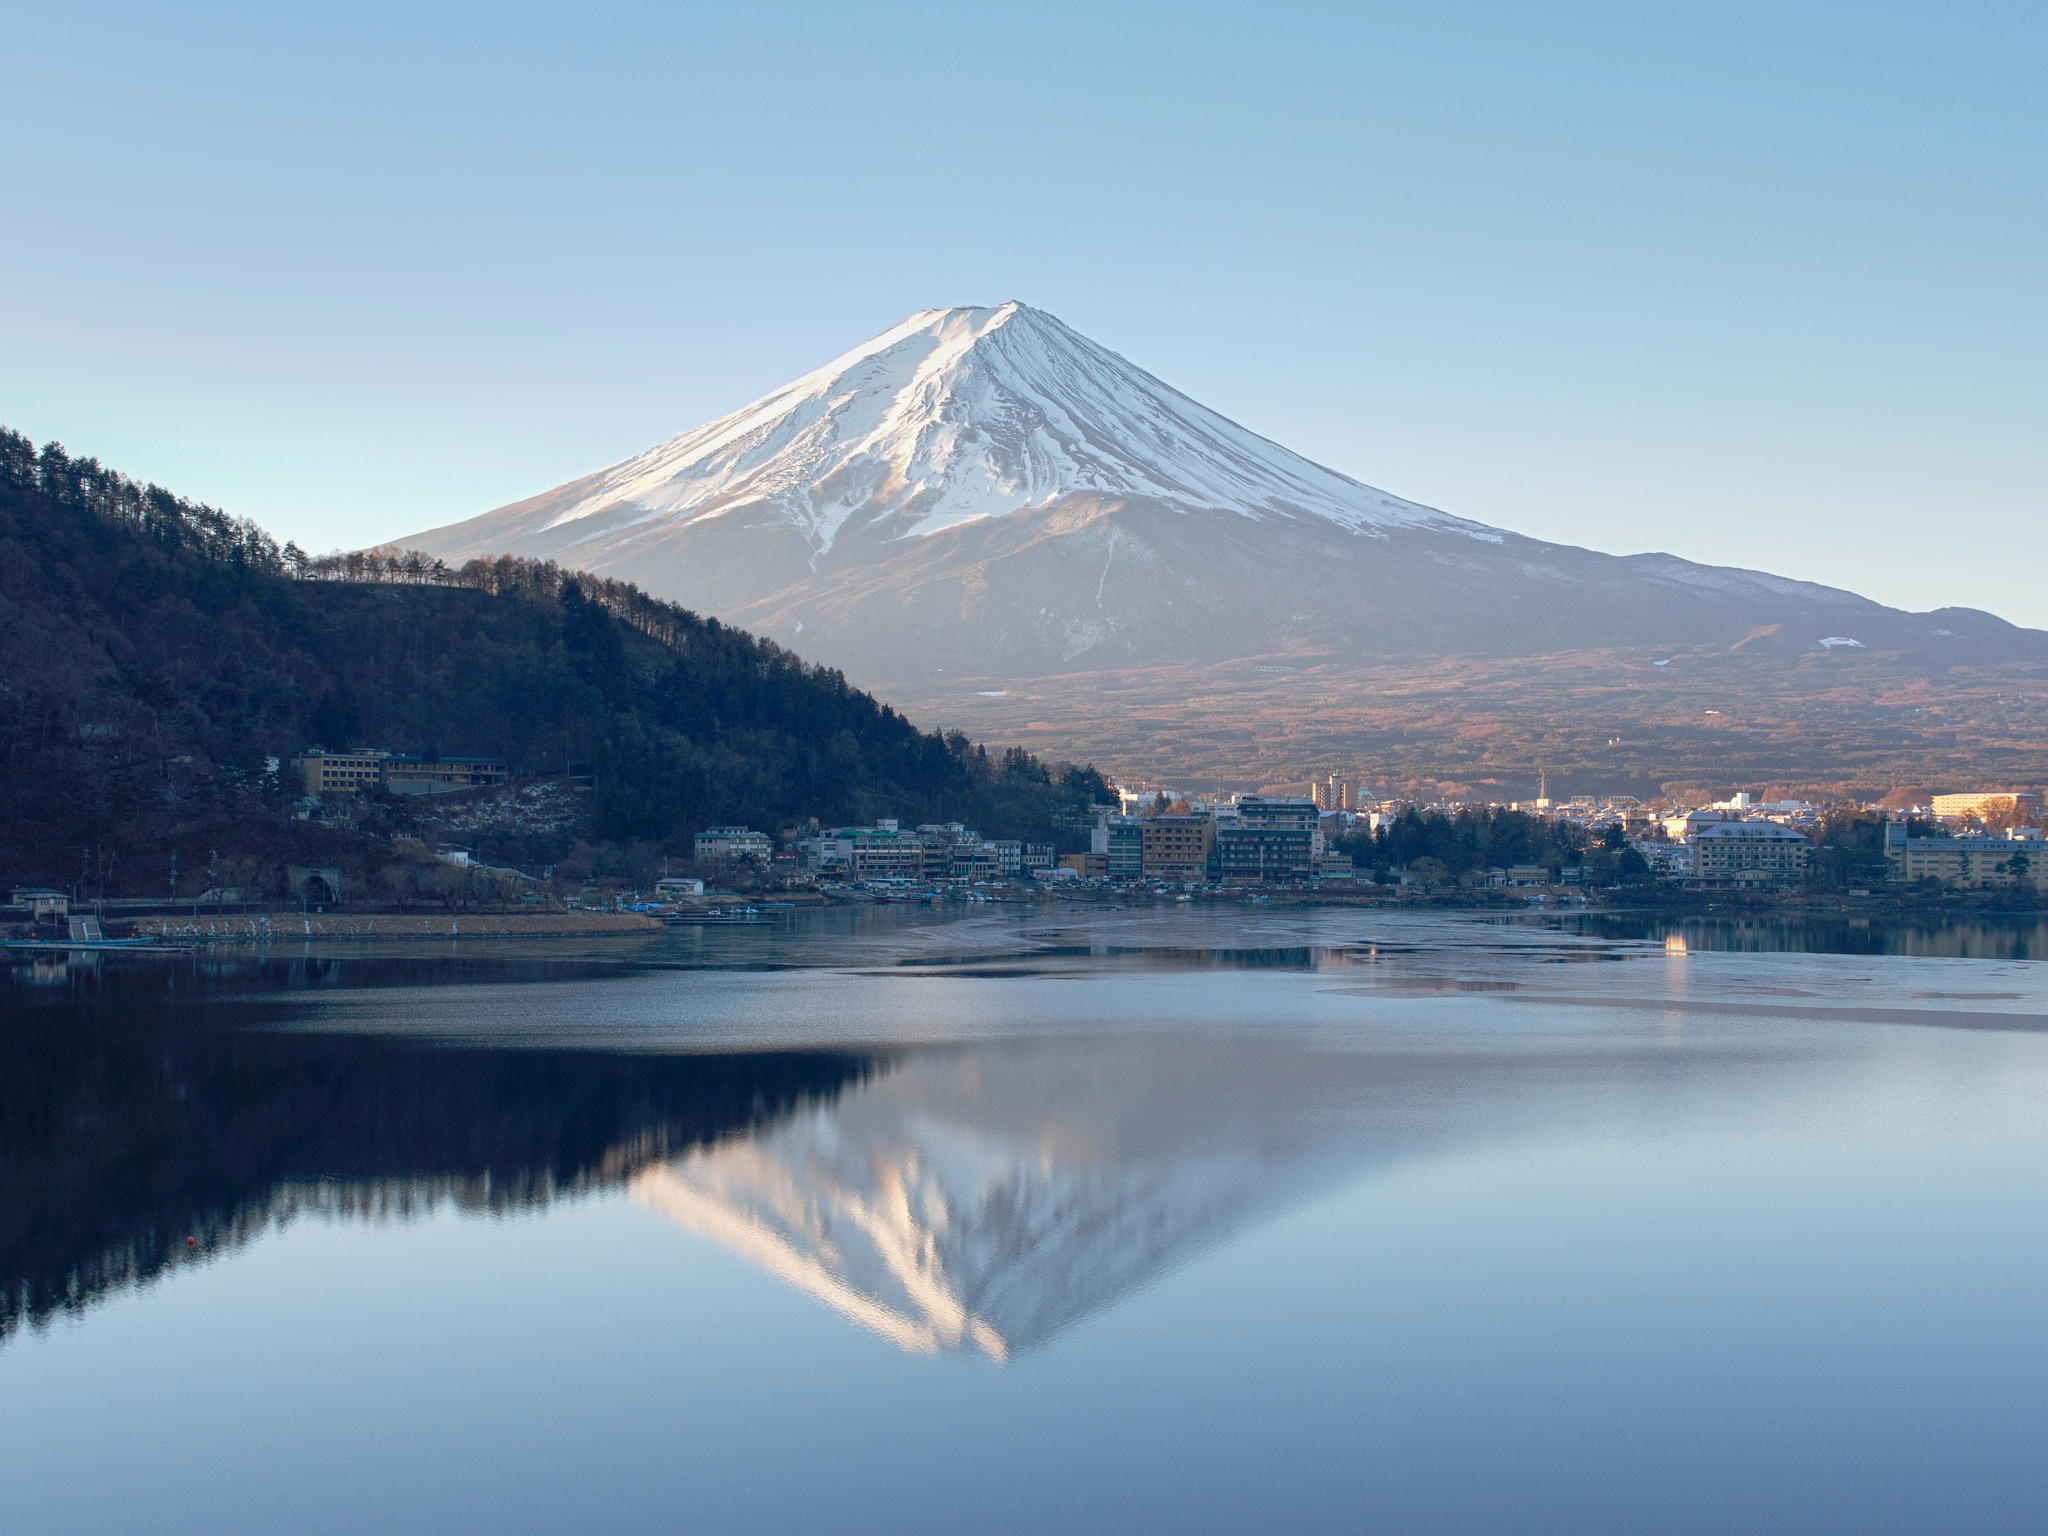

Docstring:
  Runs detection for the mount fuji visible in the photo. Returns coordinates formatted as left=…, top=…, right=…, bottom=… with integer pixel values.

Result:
left=401, top=304, right=2045, bottom=784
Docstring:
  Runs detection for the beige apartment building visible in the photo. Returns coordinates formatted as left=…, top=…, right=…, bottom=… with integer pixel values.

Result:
left=1885, top=825, right=2044, bottom=888
left=294, top=748, right=392, bottom=795
left=293, top=748, right=509, bottom=796
left=1931, top=791, right=2040, bottom=824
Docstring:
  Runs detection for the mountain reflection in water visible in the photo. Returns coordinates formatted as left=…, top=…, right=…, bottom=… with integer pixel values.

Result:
left=4, top=956, right=1554, bottom=1364
left=0, top=973, right=872, bottom=1342
left=632, top=1035, right=1590, bottom=1361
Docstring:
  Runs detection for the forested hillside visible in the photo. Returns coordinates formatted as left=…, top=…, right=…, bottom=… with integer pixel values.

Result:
left=0, top=429, right=1109, bottom=892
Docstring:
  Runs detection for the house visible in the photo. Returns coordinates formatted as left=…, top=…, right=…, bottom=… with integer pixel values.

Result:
left=655, top=877, right=706, bottom=898
left=9, top=887, right=70, bottom=920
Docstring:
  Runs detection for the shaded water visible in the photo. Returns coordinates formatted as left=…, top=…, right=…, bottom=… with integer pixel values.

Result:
left=5, top=907, right=2048, bottom=1534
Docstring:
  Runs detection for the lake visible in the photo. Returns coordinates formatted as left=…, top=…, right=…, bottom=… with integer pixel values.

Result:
left=6, top=905, right=2048, bottom=1534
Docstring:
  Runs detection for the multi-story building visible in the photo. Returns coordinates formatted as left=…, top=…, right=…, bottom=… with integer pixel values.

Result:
left=1214, top=825, right=1315, bottom=881
left=1661, top=808, right=1738, bottom=841
left=382, top=756, right=510, bottom=794
left=988, top=841, right=1057, bottom=878
left=293, top=748, right=392, bottom=795
left=1884, top=823, right=2045, bottom=887
left=1687, top=821, right=1809, bottom=886
left=1311, top=775, right=1353, bottom=812
left=1139, top=815, right=1214, bottom=880
left=1931, top=792, right=2040, bottom=824
left=1090, top=814, right=1146, bottom=880
left=695, top=826, right=775, bottom=866
left=800, top=822, right=919, bottom=879
left=1233, top=796, right=1323, bottom=835
left=948, top=844, right=1004, bottom=881
left=292, top=747, right=509, bottom=796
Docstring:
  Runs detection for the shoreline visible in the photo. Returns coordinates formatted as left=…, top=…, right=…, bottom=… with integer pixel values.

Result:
left=129, top=911, right=664, bottom=943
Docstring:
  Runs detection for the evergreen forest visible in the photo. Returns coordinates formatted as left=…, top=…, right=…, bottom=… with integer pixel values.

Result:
left=0, top=429, right=1110, bottom=895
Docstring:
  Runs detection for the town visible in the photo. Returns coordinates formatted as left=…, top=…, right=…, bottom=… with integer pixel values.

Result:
left=7, top=744, right=2043, bottom=938
left=697, top=783, right=2045, bottom=899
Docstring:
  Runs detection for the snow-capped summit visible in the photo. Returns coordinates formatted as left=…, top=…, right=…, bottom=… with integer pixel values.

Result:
left=432, top=301, right=1482, bottom=562
left=400, top=304, right=2029, bottom=685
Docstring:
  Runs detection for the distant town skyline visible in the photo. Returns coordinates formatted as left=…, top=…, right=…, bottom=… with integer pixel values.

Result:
left=3, top=1, right=2042, bottom=625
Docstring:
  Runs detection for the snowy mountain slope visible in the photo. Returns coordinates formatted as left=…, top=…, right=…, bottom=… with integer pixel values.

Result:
left=400, top=303, right=2040, bottom=684
left=427, top=303, right=1485, bottom=562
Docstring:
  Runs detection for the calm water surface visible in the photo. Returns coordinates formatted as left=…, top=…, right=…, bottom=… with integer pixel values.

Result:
left=5, top=906, right=2048, bottom=1535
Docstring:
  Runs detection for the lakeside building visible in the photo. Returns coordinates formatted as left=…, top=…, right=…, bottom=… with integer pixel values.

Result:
left=1215, top=825, right=1315, bottom=881
left=794, top=820, right=1045, bottom=882
left=1884, top=823, right=2045, bottom=887
left=1686, top=821, right=1810, bottom=886
left=695, top=826, right=775, bottom=866
left=988, top=841, right=1055, bottom=878
left=800, top=821, right=927, bottom=879
left=9, top=887, right=70, bottom=920
left=1138, top=814, right=1215, bottom=881
left=1214, top=797, right=1323, bottom=881
left=1090, top=814, right=1146, bottom=880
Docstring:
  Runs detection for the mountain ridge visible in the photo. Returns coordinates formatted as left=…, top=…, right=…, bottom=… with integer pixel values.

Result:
left=395, top=305, right=2048, bottom=783
left=402, top=303, right=2039, bottom=673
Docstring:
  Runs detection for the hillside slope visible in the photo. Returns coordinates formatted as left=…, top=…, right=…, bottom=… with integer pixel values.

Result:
left=0, top=429, right=1106, bottom=890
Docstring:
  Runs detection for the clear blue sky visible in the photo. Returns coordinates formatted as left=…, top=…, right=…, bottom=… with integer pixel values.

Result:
left=4, top=1, right=2042, bottom=624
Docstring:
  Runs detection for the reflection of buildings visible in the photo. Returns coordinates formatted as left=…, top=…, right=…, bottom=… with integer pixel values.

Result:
left=632, top=1039, right=1410, bottom=1361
